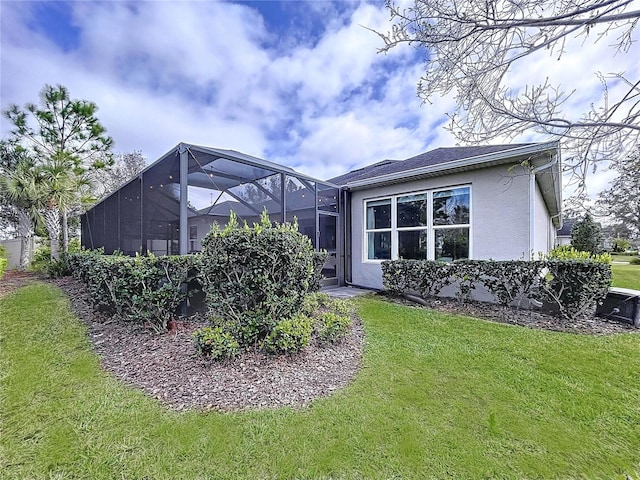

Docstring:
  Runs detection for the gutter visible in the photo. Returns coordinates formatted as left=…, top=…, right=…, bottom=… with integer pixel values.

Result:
left=529, top=151, right=560, bottom=256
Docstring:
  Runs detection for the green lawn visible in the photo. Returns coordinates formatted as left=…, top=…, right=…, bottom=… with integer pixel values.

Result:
left=612, top=263, right=640, bottom=290
left=611, top=255, right=639, bottom=264
left=2, top=283, right=640, bottom=479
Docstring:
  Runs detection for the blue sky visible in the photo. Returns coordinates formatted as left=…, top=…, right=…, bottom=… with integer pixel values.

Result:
left=0, top=0, right=636, bottom=192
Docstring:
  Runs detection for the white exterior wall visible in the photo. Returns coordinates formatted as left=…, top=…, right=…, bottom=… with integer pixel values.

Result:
left=532, top=180, right=554, bottom=255
left=349, top=165, right=534, bottom=290
left=187, top=217, right=219, bottom=252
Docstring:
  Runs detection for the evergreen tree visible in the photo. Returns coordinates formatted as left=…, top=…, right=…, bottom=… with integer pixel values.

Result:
left=3, top=84, right=113, bottom=257
left=571, top=213, right=604, bottom=255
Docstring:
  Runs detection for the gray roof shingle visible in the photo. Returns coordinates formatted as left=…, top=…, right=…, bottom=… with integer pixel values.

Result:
left=328, top=144, right=534, bottom=186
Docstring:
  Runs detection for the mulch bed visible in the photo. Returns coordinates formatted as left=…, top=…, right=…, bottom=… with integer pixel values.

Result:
left=0, top=269, right=41, bottom=299
left=2, top=272, right=637, bottom=412
left=385, top=294, right=638, bottom=335
left=48, top=276, right=365, bottom=412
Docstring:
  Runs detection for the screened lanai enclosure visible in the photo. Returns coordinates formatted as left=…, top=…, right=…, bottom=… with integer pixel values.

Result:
left=81, top=143, right=341, bottom=284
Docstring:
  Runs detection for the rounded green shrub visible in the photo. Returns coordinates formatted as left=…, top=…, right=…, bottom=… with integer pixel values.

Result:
left=301, top=292, right=330, bottom=316
left=198, top=210, right=317, bottom=347
left=630, top=257, right=640, bottom=265
left=193, top=326, right=240, bottom=360
left=264, top=314, right=313, bottom=354
left=315, top=311, right=351, bottom=344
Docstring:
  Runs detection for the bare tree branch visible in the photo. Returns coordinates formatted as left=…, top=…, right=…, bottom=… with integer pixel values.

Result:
left=376, top=0, right=640, bottom=191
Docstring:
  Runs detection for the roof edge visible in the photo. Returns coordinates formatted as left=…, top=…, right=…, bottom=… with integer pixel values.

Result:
left=343, top=141, right=560, bottom=190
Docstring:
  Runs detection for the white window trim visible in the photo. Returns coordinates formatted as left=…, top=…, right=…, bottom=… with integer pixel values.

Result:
left=363, top=197, right=392, bottom=261
left=363, top=185, right=472, bottom=263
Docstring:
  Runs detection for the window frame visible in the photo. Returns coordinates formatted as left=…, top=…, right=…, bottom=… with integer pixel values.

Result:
left=363, top=185, right=472, bottom=263
left=364, top=197, right=393, bottom=260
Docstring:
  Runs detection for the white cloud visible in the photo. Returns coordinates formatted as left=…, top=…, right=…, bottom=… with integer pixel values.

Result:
left=1, top=0, right=635, bottom=201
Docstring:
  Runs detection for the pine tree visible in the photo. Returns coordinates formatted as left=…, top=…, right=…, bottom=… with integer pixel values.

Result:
left=571, top=213, right=604, bottom=255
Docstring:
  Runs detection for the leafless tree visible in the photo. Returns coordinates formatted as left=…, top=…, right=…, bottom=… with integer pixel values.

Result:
left=92, top=151, right=146, bottom=200
left=596, top=144, right=640, bottom=238
left=375, top=0, right=640, bottom=190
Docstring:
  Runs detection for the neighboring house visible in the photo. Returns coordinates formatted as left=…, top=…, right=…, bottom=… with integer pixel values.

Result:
left=556, top=219, right=575, bottom=247
left=81, top=141, right=562, bottom=290
left=557, top=218, right=610, bottom=251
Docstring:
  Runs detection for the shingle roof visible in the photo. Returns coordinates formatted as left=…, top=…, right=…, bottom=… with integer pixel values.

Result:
left=328, top=144, right=534, bottom=186
left=557, top=219, right=576, bottom=236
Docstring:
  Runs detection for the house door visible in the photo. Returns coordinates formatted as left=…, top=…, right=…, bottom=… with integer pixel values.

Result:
left=318, top=212, right=339, bottom=286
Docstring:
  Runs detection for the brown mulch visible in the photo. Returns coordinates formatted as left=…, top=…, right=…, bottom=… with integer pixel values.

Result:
left=47, top=276, right=366, bottom=412
left=0, top=269, right=41, bottom=299
left=384, top=293, right=638, bottom=335
left=2, top=272, right=637, bottom=413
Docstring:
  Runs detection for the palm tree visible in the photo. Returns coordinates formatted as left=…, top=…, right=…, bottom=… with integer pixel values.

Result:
left=0, top=158, right=44, bottom=269
left=38, top=154, right=93, bottom=261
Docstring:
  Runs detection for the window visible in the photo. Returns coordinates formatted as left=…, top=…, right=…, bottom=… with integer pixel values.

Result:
left=364, top=186, right=471, bottom=262
left=189, top=225, right=199, bottom=252
left=397, top=193, right=428, bottom=259
left=365, top=198, right=391, bottom=259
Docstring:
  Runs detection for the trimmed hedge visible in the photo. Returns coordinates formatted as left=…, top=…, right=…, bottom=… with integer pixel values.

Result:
left=66, top=251, right=196, bottom=332
left=382, top=258, right=612, bottom=322
left=196, top=210, right=319, bottom=347
left=65, top=210, right=329, bottom=344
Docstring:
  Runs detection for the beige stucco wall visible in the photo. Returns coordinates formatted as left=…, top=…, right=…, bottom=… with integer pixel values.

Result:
left=348, top=164, right=537, bottom=290
left=0, top=238, right=34, bottom=269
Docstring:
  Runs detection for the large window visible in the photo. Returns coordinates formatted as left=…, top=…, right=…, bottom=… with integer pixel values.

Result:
left=364, top=186, right=471, bottom=261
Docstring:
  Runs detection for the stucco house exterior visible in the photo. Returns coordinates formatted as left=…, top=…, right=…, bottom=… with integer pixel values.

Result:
left=330, top=142, right=562, bottom=290
left=556, top=219, right=575, bottom=247
left=81, top=141, right=562, bottom=290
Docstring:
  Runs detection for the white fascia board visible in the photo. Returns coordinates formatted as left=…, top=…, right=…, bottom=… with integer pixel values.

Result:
left=343, top=142, right=560, bottom=190
left=532, top=143, right=563, bottom=227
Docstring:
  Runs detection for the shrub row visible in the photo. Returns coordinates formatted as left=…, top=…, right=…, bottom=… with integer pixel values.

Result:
left=65, top=210, right=328, bottom=352
left=382, top=257, right=612, bottom=321
left=66, top=251, right=197, bottom=333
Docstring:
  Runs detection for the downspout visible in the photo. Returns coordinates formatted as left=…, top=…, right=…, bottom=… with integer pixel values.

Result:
left=529, top=153, right=559, bottom=257
left=342, top=188, right=353, bottom=286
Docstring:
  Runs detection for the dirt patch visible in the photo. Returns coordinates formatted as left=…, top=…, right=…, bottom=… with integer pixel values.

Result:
left=0, top=269, right=40, bottom=299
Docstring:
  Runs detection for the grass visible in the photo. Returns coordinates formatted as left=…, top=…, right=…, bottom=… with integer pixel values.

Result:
left=611, top=254, right=639, bottom=264
left=2, top=283, right=640, bottom=479
left=612, top=263, right=640, bottom=290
